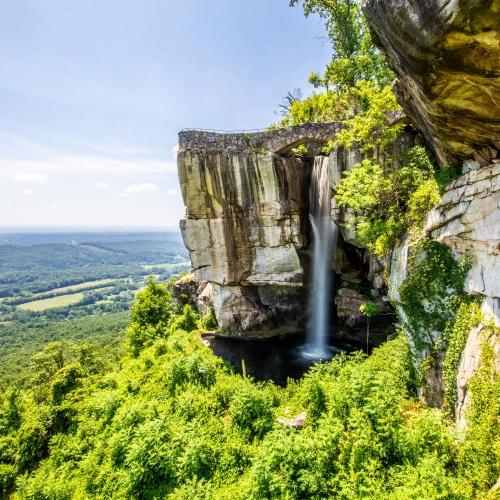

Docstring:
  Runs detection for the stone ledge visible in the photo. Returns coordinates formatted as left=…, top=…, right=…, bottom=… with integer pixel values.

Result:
left=178, top=122, right=342, bottom=153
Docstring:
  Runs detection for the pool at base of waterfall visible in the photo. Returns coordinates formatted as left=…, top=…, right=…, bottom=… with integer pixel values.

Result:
left=203, top=332, right=363, bottom=386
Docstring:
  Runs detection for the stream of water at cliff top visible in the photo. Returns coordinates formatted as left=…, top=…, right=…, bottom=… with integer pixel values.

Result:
left=304, top=155, right=338, bottom=359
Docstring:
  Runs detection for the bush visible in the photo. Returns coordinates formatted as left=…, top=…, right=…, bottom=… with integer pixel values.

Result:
left=127, top=278, right=172, bottom=356
left=336, top=146, right=439, bottom=257
left=0, top=301, right=496, bottom=498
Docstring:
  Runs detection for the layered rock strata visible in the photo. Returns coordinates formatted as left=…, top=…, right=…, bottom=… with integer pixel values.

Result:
left=363, top=0, right=500, bottom=166
left=426, top=162, right=500, bottom=324
left=177, top=125, right=416, bottom=337
left=178, top=128, right=316, bottom=335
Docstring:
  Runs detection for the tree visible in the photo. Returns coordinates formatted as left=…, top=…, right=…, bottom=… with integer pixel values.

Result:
left=359, top=301, right=379, bottom=354
left=130, top=277, right=172, bottom=329
left=279, top=88, right=303, bottom=117
left=127, top=277, right=172, bottom=356
left=290, top=0, right=393, bottom=90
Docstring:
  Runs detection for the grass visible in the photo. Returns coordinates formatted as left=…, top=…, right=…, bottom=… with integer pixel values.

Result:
left=17, top=293, right=85, bottom=311
left=142, top=262, right=185, bottom=271
left=33, top=278, right=118, bottom=296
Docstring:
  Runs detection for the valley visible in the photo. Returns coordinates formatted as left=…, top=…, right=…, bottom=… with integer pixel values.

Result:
left=0, top=230, right=189, bottom=387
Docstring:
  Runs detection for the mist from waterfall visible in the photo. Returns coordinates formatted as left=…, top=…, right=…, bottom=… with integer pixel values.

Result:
left=305, top=156, right=338, bottom=359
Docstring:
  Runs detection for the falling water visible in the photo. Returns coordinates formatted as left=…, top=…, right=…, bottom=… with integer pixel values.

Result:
left=305, top=156, right=338, bottom=358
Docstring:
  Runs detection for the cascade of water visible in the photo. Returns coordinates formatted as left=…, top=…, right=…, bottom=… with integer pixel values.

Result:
left=305, top=156, right=338, bottom=358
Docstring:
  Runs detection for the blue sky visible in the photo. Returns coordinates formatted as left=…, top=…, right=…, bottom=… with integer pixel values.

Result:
left=0, top=0, right=329, bottom=228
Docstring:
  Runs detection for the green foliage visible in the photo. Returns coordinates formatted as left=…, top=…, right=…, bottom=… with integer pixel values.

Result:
left=281, top=0, right=399, bottom=156
left=0, top=290, right=496, bottom=497
left=442, top=300, right=483, bottom=415
left=399, top=238, right=471, bottom=356
left=169, top=304, right=200, bottom=334
left=336, top=146, right=438, bottom=257
left=330, top=81, right=403, bottom=151
left=458, top=323, right=500, bottom=491
left=127, top=277, right=173, bottom=356
left=200, top=308, right=218, bottom=331
left=0, top=312, right=127, bottom=390
left=359, top=301, right=379, bottom=318
left=283, top=89, right=345, bottom=125
left=290, top=0, right=393, bottom=90
left=130, top=277, right=172, bottom=329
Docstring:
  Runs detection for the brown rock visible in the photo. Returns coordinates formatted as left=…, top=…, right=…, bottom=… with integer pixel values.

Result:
left=363, top=0, right=500, bottom=165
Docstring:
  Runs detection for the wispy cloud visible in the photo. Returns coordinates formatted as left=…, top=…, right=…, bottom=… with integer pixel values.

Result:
left=120, top=182, right=159, bottom=197
left=13, top=172, right=47, bottom=183
left=21, top=188, right=36, bottom=196
left=168, top=189, right=178, bottom=196
left=0, top=133, right=176, bottom=181
left=94, top=182, right=110, bottom=189
left=0, top=156, right=176, bottom=180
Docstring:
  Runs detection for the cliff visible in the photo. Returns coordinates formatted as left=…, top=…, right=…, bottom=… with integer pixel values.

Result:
left=176, top=0, right=499, bottom=417
left=363, top=0, right=500, bottom=166
left=363, top=0, right=499, bottom=413
left=178, top=124, right=416, bottom=340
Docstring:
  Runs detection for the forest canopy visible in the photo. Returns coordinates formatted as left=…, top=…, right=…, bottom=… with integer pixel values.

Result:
left=0, top=279, right=497, bottom=498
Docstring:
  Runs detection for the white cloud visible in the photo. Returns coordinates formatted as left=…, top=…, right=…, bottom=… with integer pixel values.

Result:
left=13, top=172, right=47, bottom=183
left=0, top=156, right=176, bottom=180
left=171, top=145, right=179, bottom=159
left=94, top=182, right=110, bottom=189
left=167, top=189, right=178, bottom=196
left=21, top=188, right=36, bottom=196
left=120, top=182, right=159, bottom=197
left=0, top=134, right=177, bottom=182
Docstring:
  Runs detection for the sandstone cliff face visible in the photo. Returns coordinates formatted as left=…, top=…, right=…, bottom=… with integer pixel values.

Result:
left=177, top=126, right=411, bottom=338
left=177, top=125, right=337, bottom=335
left=178, top=144, right=308, bottom=335
left=426, top=162, right=500, bottom=324
left=364, top=0, right=499, bottom=415
left=363, top=0, right=500, bottom=166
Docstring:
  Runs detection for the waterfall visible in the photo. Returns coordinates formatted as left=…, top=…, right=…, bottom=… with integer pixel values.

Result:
left=305, top=156, right=337, bottom=358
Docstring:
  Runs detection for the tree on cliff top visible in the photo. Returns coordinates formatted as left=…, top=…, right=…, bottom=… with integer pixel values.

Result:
left=281, top=0, right=398, bottom=148
left=290, top=0, right=392, bottom=90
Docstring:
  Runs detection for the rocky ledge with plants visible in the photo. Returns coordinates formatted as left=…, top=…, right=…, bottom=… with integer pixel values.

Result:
left=0, top=0, right=498, bottom=497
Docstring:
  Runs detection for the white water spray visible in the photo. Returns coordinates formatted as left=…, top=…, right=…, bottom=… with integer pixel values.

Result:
left=305, top=156, right=338, bottom=358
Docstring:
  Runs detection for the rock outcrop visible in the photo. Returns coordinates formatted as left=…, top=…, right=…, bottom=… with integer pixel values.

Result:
left=178, top=127, right=317, bottom=335
left=426, top=162, right=500, bottom=324
left=363, top=0, right=500, bottom=166
left=364, top=0, right=499, bottom=413
left=177, top=125, right=414, bottom=337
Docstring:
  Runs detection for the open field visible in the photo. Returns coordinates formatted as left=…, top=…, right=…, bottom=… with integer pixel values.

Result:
left=33, top=278, right=118, bottom=296
left=142, top=262, right=185, bottom=271
left=17, top=293, right=85, bottom=311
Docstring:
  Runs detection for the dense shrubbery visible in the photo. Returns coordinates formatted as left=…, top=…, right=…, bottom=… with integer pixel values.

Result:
left=0, top=280, right=497, bottom=498
left=336, top=146, right=442, bottom=257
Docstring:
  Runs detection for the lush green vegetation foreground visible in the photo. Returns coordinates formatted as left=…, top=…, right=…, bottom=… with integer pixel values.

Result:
left=0, top=281, right=497, bottom=499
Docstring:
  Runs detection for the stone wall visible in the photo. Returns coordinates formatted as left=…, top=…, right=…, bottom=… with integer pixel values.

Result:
left=179, top=122, right=341, bottom=153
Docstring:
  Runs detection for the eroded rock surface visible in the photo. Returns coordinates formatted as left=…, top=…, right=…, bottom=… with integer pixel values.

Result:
left=456, top=323, right=500, bottom=426
left=426, top=162, right=500, bottom=324
left=177, top=127, right=413, bottom=336
left=178, top=128, right=320, bottom=336
left=363, top=0, right=500, bottom=165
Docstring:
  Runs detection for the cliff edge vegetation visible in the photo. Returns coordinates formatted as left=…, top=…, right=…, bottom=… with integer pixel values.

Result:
left=0, top=279, right=498, bottom=498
